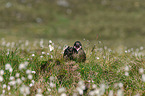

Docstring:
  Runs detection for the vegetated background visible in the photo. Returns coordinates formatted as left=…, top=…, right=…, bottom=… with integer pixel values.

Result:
left=0, top=0, right=145, bottom=47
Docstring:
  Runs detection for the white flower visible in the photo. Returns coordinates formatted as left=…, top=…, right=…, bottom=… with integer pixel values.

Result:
left=40, top=56, right=43, bottom=58
left=20, top=85, right=30, bottom=95
left=5, top=63, right=11, bottom=70
left=10, top=76, right=15, bottom=80
left=31, top=71, right=36, bottom=74
left=50, top=82, right=56, bottom=88
left=29, top=83, right=33, bottom=87
left=42, top=52, right=45, bottom=54
left=28, top=74, right=33, bottom=80
left=47, top=53, right=49, bottom=55
left=24, top=61, right=29, bottom=66
left=2, top=90, right=5, bottom=94
left=9, top=80, right=16, bottom=86
left=118, top=83, right=123, bottom=88
left=58, top=87, right=66, bottom=93
left=96, top=57, right=100, bottom=59
left=7, top=85, right=10, bottom=90
left=60, top=93, right=67, bottom=96
left=26, top=70, right=31, bottom=74
left=108, top=90, right=113, bottom=96
left=32, top=80, right=35, bottom=84
left=19, top=63, right=26, bottom=70
left=3, top=84, right=6, bottom=89
left=49, top=40, right=52, bottom=44
left=16, top=78, right=22, bottom=85
left=35, top=94, right=43, bottom=96
left=125, top=72, right=129, bottom=76
left=0, top=70, right=4, bottom=75
left=32, top=54, right=35, bottom=57
left=92, top=84, right=97, bottom=89
left=21, top=77, right=25, bottom=81
left=139, top=68, right=144, bottom=74
left=9, top=68, right=13, bottom=73
left=76, top=87, right=83, bottom=95
left=15, top=73, right=20, bottom=78
left=0, top=75, right=3, bottom=82
left=50, top=76, right=55, bottom=81
left=49, top=45, right=54, bottom=51
left=124, top=66, right=129, bottom=71
left=117, top=89, right=123, bottom=96
left=142, top=74, right=145, bottom=82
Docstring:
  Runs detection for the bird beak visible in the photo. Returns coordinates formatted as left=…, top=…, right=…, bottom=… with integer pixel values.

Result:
left=74, top=46, right=81, bottom=51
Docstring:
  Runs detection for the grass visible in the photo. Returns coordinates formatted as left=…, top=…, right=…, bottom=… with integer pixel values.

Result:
left=0, top=0, right=145, bottom=95
left=0, top=39, right=145, bottom=95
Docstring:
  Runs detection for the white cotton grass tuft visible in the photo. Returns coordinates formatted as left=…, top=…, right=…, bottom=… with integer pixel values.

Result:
left=108, top=90, right=113, bottom=96
left=141, top=74, right=145, bottom=82
left=124, top=66, right=129, bottom=71
left=125, top=72, right=129, bottom=76
left=117, top=89, right=124, bottom=96
left=35, top=88, right=43, bottom=96
left=0, top=75, right=3, bottom=82
left=139, top=68, right=144, bottom=74
left=20, top=85, right=30, bottom=95
left=58, top=87, right=66, bottom=93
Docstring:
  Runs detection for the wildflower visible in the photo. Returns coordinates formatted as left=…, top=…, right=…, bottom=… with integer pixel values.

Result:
left=76, top=87, right=83, bottom=95
left=5, top=63, right=11, bottom=70
left=0, top=70, right=4, bottom=75
left=49, top=40, right=52, bottom=44
left=35, top=89, right=43, bottom=96
left=16, top=78, right=22, bottom=85
left=7, top=85, right=10, bottom=90
left=118, top=83, right=123, bottom=88
left=117, top=89, right=123, bottom=96
left=29, top=83, right=33, bottom=87
left=92, top=84, right=97, bottom=89
left=42, top=52, right=45, bottom=54
left=139, top=68, right=144, bottom=74
left=0, top=75, right=3, bottom=82
left=141, top=74, right=145, bottom=82
left=10, top=76, right=15, bottom=80
left=9, top=67, right=13, bottom=73
left=40, top=56, right=43, bottom=58
left=9, top=80, right=16, bottom=86
left=3, top=84, right=6, bottom=89
left=47, top=53, right=49, bottom=55
left=31, top=71, right=36, bottom=74
left=15, top=73, right=20, bottom=78
left=96, top=57, right=100, bottom=60
left=20, top=85, right=30, bottom=95
left=26, top=70, right=31, bottom=74
left=60, top=93, right=67, bottom=96
left=50, top=76, right=55, bottom=81
left=19, top=63, right=27, bottom=70
left=28, top=74, right=33, bottom=80
left=32, top=54, right=35, bottom=57
left=49, top=45, right=54, bottom=52
left=21, top=77, right=25, bottom=81
left=108, top=90, right=113, bottom=96
left=50, top=82, right=56, bottom=88
left=125, top=72, right=129, bottom=76
left=124, top=66, right=129, bottom=71
left=58, top=87, right=66, bottom=93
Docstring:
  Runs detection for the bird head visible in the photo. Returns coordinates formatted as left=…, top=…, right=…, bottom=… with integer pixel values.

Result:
left=73, top=41, right=82, bottom=51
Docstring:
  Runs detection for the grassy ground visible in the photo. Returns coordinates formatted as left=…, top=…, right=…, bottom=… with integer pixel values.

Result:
left=0, top=39, right=145, bottom=95
left=0, top=0, right=145, bottom=96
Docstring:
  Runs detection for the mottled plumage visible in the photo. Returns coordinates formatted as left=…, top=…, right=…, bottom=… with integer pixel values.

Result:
left=63, top=41, right=86, bottom=62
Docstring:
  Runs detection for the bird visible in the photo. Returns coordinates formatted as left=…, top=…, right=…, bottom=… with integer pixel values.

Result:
left=72, top=41, right=86, bottom=62
left=63, top=46, right=74, bottom=60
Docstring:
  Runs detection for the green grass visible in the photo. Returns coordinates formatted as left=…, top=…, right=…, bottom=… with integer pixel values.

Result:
left=0, top=39, right=145, bottom=95
left=0, top=0, right=145, bottom=95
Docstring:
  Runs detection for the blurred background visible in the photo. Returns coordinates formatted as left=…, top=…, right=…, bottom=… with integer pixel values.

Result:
left=0, top=0, right=145, bottom=48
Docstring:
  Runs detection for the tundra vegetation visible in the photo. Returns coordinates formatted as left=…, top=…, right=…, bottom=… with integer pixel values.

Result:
left=0, top=0, right=145, bottom=96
